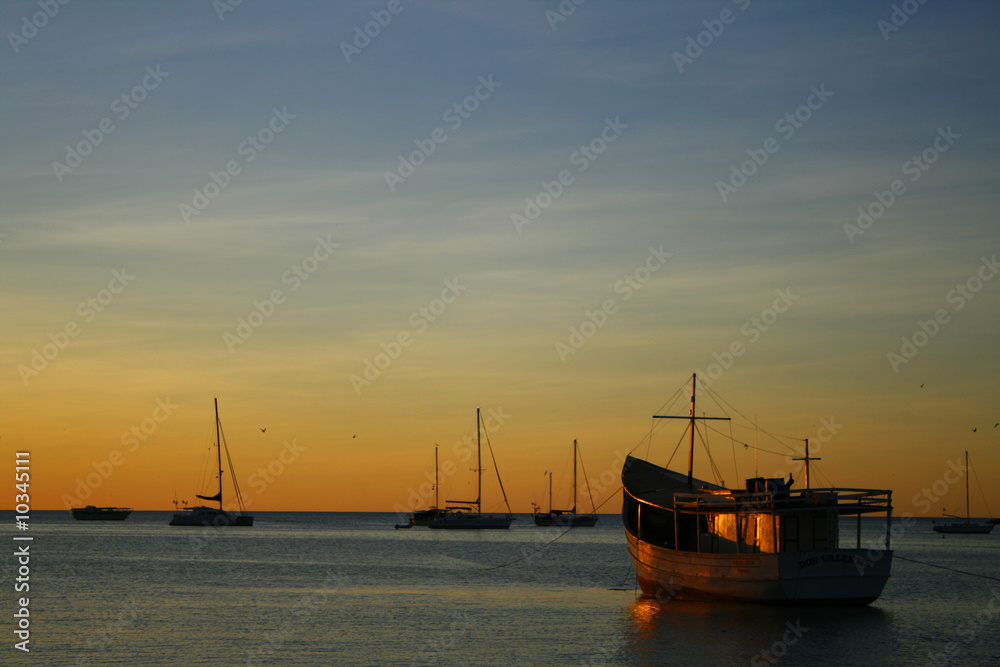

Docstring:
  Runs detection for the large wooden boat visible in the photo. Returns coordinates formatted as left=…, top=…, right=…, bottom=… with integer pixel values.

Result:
left=169, top=398, right=253, bottom=527
left=622, top=374, right=894, bottom=605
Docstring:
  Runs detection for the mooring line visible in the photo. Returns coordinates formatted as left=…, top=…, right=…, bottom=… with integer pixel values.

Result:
left=894, top=555, right=1000, bottom=583
left=480, top=486, right=623, bottom=572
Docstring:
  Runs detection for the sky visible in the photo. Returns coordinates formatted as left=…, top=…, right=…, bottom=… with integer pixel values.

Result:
left=2, top=1, right=998, bottom=518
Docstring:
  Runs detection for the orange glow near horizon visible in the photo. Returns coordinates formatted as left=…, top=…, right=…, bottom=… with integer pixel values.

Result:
left=9, top=372, right=1000, bottom=521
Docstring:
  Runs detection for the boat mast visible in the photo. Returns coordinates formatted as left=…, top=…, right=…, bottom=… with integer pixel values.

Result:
left=214, top=397, right=223, bottom=510
left=965, top=450, right=969, bottom=524
left=548, top=472, right=553, bottom=513
left=792, top=439, right=820, bottom=489
left=476, top=407, right=482, bottom=514
left=688, top=377, right=696, bottom=485
left=653, top=374, right=730, bottom=486
left=435, top=444, right=439, bottom=510
left=572, top=439, right=578, bottom=514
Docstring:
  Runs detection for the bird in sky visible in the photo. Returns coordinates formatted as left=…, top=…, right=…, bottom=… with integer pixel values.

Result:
left=261, top=428, right=266, bottom=433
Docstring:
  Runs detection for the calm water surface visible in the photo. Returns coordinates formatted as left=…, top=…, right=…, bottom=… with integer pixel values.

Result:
left=4, top=512, right=999, bottom=665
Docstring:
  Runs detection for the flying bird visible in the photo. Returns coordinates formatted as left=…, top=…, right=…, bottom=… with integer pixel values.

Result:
left=972, top=428, right=977, bottom=433
left=353, top=434, right=356, bottom=438
left=920, top=384, right=924, bottom=388
left=261, top=428, right=266, bottom=433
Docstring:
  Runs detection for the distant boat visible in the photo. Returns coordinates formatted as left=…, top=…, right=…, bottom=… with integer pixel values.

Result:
left=428, top=408, right=513, bottom=529
left=533, top=439, right=598, bottom=527
left=933, top=451, right=993, bottom=534
left=623, top=374, right=894, bottom=605
left=401, top=445, right=454, bottom=528
left=72, top=505, right=131, bottom=521
left=169, top=398, right=253, bottom=527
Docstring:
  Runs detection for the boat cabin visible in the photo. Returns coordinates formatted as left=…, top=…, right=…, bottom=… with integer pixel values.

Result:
left=623, top=459, right=892, bottom=556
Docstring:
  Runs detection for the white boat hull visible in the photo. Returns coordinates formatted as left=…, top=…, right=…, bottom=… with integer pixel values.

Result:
left=627, top=530, right=891, bottom=605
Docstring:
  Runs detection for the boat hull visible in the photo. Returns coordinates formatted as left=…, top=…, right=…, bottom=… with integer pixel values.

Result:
left=410, top=508, right=451, bottom=526
left=627, top=530, right=891, bottom=605
left=532, top=512, right=598, bottom=527
left=169, top=507, right=253, bottom=527
left=427, top=513, right=512, bottom=529
left=72, top=507, right=131, bottom=521
left=933, top=523, right=993, bottom=534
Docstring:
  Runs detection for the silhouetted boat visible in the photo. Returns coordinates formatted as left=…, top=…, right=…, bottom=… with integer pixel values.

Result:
left=401, top=444, right=455, bottom=528
left=533, top=439, right=598, bottom=527
left=428, top=408, right=513, bottom=529
left=623, top=374, right=894, bottom=605
left=933, top=451, right=993, bottom=534
left=170, top=398, right=253, bottom=527
left=72, top=505, right=131, bottom=521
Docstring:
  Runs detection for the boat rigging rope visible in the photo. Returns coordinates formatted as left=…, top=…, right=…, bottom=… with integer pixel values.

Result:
left=662, top=424, right=688, bottom=470
left=578, top=451, right=598, bottom=514
left=702, top=384, right=805, bottom=450
left=479, top=486, right=624, bottom=572
left=699, top=420, right=725, bottom=486
left=481, top=415, right=513, bottom=516
left=894, top=555, right=1000, bottom=583
left=971, top=461, right=993, bottom=520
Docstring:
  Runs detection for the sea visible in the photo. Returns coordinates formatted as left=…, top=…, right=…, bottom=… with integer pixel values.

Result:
left=4, top=511, right=999, bottom=666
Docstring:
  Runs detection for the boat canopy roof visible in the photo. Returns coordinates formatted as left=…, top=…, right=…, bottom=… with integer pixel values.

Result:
left=622, top=455, right=725, bottom=508
left=624, top=455, right=891, bottom=516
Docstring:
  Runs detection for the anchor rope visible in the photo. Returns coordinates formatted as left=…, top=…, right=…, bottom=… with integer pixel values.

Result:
left=479, top=486, right=623, bottom=572
left=894, top=555, right=1000, bottom=583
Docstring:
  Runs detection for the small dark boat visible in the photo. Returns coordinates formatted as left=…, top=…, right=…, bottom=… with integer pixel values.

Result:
left=932, top=451, right=994, bottom=535
left=72, top=506, right=131, bottom=521
left=533, top=439, right=598, bottom=527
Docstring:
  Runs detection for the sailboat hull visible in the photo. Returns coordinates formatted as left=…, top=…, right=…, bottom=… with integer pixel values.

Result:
left=627, top=530, right=891, bottom=605
left=169, top=506, right=254, bottom=527
left=533, top=512, right=598, bottom=527
left=427, top=513, right=513, bottom=529
left=932, top=523, right=993, bottom=534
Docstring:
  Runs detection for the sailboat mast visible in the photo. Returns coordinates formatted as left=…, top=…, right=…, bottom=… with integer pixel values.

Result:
left=965, top=450, right=970, bottom=523
left=572, top=439, right=578, bottom=514
left=214, top=397, right=223, bottom=510
left=476, top=407, right=482, bottom=513
left=435, top=445, right=439, bottom=510
left=548, top=472, right=552, bottom=513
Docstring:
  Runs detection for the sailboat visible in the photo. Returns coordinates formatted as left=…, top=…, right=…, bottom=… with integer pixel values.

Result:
left=169, top=398, right=253, bottom=527
left=401, top=444, right=452, bottom=528
left=533, top=440, right=598, bottom=527
left=622, top=374, right=894, bottom=605
left=428, top=408, right=514, bottom=529
left=933, top=451, right=993, bottom=534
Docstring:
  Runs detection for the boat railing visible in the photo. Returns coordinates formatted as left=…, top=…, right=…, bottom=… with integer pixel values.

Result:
left=672, top=487, right=892, bottom=516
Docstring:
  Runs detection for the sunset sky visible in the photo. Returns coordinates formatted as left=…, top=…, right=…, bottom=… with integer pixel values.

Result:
left=3, top=1, right=998, bottom=518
